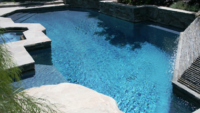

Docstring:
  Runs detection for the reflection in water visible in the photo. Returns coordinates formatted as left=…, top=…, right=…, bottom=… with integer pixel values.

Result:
left=29, top=48, right=53, bottom=65
left=93, top=12, right=180, bottom=55
left=13, top=48, right=67, bottom=89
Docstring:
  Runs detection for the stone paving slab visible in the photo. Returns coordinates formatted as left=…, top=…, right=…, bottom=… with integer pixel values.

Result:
left=0, top=22, right=46, bottom=32
left=6, top=40, right=35, bottom=73
left=0, top=17, right=14, bottom=24
left=14, top=23, right=46, bottom=32
left=0, top=17, right=50, bottom=50
left=23, top=31, right=51, bottom=51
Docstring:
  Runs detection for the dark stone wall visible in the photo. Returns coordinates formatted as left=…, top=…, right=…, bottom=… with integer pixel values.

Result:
left=146, top=6, right=196, bottom=28
left=99, top=1, right=196, bottom=29
left=64, top=0, right=99, bottom=9
left=99, top=2, right=135, bottom=22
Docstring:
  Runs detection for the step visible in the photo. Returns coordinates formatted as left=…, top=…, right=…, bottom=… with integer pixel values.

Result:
left=12, top=13, right=29, bottom=22
left=178, top=56, right=200, bottom=94
left=15, top=13, right=36, bottom=23
left=178, top=78, right=200, bottom=94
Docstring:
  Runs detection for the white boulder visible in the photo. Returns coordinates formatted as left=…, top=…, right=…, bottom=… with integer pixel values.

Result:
left=24, top=83, right=122, bottom=113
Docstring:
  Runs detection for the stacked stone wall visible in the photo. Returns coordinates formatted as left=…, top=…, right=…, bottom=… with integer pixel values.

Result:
left=99, top=2, right=196, bottom=29
left=64, top=0, right=99, bottom=9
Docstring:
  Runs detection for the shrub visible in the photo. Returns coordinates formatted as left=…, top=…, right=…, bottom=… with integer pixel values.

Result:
left=183, top=0, right=200, bottom=5
left=117, top=0, right=175, bottom=5
left=170, top=1, right=199, bottom=12
left=117, top=0, right=199, bottom=11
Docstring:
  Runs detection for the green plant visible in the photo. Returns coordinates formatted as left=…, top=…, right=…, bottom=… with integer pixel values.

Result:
left=0, top=28, right=60, bottom=113
left=170, top=1, right=200, bottom=12
left=117, top=0, right=166, bottom=5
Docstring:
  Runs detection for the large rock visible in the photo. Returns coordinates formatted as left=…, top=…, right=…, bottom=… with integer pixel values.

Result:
left=24, top=83, right=122, bottom=113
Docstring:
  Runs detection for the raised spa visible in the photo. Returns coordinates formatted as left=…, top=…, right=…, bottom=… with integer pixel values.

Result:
left=0, top=31, right=23, bottom=44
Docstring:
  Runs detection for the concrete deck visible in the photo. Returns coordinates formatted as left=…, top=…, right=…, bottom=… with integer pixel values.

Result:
left=7, top=40, right=34, bottom=72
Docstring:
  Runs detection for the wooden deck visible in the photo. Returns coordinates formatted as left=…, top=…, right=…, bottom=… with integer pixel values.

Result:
left=178, top=57, right=200, bottom=94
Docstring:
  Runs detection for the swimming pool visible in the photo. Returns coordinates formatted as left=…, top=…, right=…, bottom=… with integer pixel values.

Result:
left=9, top=8, right=197, bottom=113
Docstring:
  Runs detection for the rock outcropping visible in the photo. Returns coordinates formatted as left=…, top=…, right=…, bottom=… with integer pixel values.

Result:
left=24, top=83, right=122, bottom=113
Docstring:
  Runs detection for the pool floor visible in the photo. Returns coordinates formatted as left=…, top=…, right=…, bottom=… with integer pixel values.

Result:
left=9, top=8, right=197, bottom=113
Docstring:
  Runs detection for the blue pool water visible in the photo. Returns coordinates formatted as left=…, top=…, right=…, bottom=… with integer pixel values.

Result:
left=9, top=8, right=197, bottom=113
left=0, top=31, right=22, bottom=44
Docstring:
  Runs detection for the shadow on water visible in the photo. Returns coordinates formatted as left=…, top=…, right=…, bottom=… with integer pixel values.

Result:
left=169, top=94, right=198, bottom=113
left=29, top=48, right=53, bottom=65
left=17, top=48, right=53, bottom=80
left=87, top=9, right=183, bottom=55
left=14, top=48, right=67, bottom=89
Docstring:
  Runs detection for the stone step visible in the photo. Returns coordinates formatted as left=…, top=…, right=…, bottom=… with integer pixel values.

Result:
left=184, top=73, right=200, bottom=82
left=15, top=13, right=36, bottom=23
left=178, top=56, right=200, bottom=94
left=12, top=13, right=29, bottom=21
left=178, top=78, right=200, bottom=94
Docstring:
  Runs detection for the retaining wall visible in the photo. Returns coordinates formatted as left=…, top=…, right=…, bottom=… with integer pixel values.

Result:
left=64, top=0, right=99, bottom=9
left=99, top=1, right=196, bottom=29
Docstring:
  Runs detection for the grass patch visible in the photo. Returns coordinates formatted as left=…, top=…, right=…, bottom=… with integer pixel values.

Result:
left=170, top=1, right=200, bottom=12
